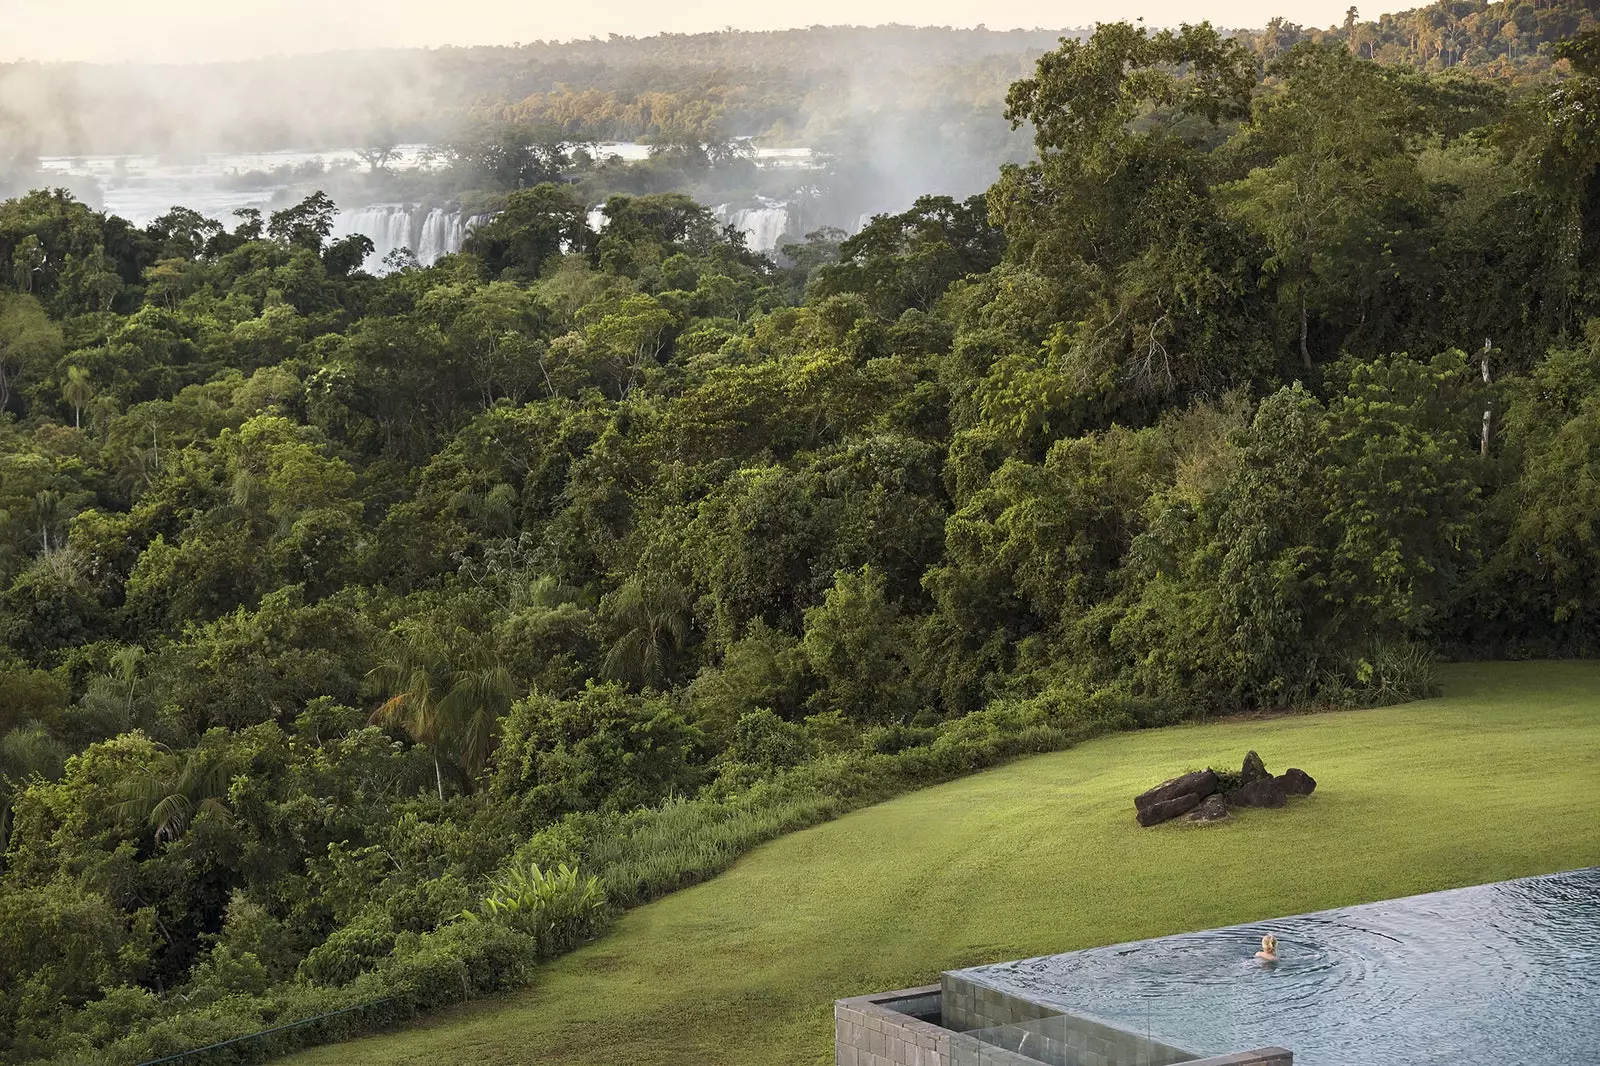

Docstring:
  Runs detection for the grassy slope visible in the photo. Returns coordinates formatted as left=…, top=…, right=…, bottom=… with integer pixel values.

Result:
left=289, top=662, right=1600, bottom=1066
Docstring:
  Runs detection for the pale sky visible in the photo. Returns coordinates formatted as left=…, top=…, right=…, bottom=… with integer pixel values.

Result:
left=1, top=0, right=1385, bottom=64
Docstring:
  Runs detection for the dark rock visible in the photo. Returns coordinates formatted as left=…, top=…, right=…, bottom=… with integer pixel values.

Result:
left=1134, top=769, right=1218, bottom=813
left=1276, top=768, right=1317, bottom=796
left=1229, top=776, right=1288, bottom=809
left=1187, top=795, right=1230, bottom=824
left=1137, top=792, right=1204, bottom=827
left=1240, top=750, right=1271, bottom=786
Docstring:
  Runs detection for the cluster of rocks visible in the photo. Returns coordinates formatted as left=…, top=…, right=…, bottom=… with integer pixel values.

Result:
left=1134, top=751, right=1316, bottom=827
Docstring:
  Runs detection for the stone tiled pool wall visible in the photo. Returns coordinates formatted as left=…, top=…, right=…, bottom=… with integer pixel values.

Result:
left=835, top=984, right=1291, bottom=1066
left=942, top=972, right=1199, bottom=1066
left=835, top=985, right=950, bottom=1066
left=951, top=1016, right=1199, bottom=1066
left=940, top=973, right=1060, bottom=1033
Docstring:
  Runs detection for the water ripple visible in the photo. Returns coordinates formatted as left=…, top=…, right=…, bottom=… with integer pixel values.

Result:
left=952, top=868, right=1600, bottom=1066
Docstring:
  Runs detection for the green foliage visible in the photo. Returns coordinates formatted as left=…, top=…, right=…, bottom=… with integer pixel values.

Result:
left=296, top=911, right=396, bottom=987
left=2, top=19, right=1600, bottom=1061
left=802, top=567, right=917, bottom=724
left=1337, top=641, right=1444, bottom=707
left=462, top=861, right=607, bottom=956
left=491, top=683, right=705, bottom=820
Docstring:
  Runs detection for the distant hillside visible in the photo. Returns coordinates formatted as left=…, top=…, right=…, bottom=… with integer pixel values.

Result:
left=1243, top=0, right=1600, bottom=76
left=0, top=26, right=1081, bottom=156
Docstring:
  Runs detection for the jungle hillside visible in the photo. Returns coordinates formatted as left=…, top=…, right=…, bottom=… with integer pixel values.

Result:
left=2, top=14, right=1600, bottom=1065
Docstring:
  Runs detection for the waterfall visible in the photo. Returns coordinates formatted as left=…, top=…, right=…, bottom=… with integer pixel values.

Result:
left=713, top=199, right=791, bottom=252
left=334, top=204, right=473, bottom=272
left=732, top=205, right=790, bottom=252
left=416, top=207, right=465, bottom=266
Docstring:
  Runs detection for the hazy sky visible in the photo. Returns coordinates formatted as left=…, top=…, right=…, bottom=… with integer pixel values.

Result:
left=2, top=0, right=1383, bottom=63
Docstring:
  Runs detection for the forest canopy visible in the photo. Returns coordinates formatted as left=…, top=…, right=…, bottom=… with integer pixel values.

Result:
left=1, top=18, right=1600, bottom=1065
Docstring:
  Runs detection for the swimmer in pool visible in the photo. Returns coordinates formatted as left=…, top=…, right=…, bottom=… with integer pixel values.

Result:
left=1255, top=934, right=1278, bottom=963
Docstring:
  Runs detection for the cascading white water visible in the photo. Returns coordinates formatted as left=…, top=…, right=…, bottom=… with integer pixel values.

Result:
left=333, top=204, right=474, bottom=272
left=416, top=208, right=465, bottom=266
left=731, top=205, right=790, bottom=252
left=712, top=199, right=791, bottom=252
left=334, top=205, right=413, bottom=267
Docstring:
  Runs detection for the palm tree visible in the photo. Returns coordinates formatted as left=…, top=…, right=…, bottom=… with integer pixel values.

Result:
left=117, top=751, right=235, bottom=844
left=62, top=365, right=94, bottom=430
left=29, top=489, right=68, bottom=556
left=368, top=625, right=513, bottom=799
left=80, top=645, right=154, bottom=732
left=601, top=577, right=691, bottom=689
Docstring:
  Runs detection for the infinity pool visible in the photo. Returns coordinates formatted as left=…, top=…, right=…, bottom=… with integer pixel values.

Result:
left=946, top=867, right=1600, bottom=1065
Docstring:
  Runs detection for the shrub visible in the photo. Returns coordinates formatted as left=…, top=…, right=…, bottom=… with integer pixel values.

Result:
left=721, top=709, right=811, bottom=771
left=462, top=862, right=607, bottom=957
left=1345, top=641, right=1442, bottom=707
left=296, top=910, right=395, bottom=988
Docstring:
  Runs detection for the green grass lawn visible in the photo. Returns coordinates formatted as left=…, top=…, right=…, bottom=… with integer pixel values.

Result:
left=287, top=662, right=1600, bottom=1066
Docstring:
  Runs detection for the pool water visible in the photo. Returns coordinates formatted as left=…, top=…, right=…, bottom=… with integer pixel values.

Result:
left=948, top=868, right=1600, bottom=1066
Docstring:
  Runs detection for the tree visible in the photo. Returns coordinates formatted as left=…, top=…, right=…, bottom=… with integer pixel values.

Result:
left=600, top=577, right=692, bottom=689
left=811, top=195, right=1003, bottom=317
left=0, top=293, right=63, bottom=414
left=584, top=294, right=678, bottom=398
left=801, top=566, right=916, bottom=724
left=61, top=365, right=93, bottom=429
left=368, top=624, right=513, bottom=798
left=462, top=184, right=589, bottom=280
left=1319, top=351, right=1483, bottom=642
left=267, top=192, right=338, bottom=253
left=989, top=22, right=1272, bottom=402
left=115, top=748, right=236, bottom=844
left=355, top=126, right=400, bottom=173
left=491, top=682, right=703, bottom=819
left=442, top=124, right=571, bottom=190
left=1221, top=45, right=1428, bottom=368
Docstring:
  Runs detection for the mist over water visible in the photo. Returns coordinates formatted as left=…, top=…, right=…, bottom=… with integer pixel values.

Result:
left=1, top=29, right=1055, bottom=251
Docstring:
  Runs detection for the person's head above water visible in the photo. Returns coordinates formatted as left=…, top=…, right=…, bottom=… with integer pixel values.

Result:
left=1258, top=934, right=1279, bottom=959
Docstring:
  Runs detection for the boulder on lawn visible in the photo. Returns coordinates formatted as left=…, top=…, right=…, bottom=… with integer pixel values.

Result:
left=1137, top=792, right=1204, bottom=827
left=1229, top=776, right=1288, bottom=809
left=1187, top=795, right=1230, bottom=824
left=1276, top=768, right=1317, bottom=796
left=1239, top=750, right=1271, bottom=786
left=1134, top=769, right=1219, bottom=814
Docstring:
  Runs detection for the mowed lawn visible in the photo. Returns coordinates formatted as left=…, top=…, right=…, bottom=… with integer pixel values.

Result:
left=288, top=662, right=1600, bottom=1066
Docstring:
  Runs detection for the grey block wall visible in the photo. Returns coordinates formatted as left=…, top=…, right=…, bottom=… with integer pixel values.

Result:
left=951, top=1014, right=1198, bottom=1066
left=836, top=986, right=951, bottom=1066
left=837, top=983, right=1292, bottom=1066
left=940, top=974, right=1061, bottom=1034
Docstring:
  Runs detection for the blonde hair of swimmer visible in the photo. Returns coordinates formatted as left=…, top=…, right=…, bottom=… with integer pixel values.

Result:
left=1255, top=934, right=1278, bottom=962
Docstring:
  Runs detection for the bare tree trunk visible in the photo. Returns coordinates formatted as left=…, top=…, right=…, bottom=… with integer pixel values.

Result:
left=435, top=754, right=445, bottom=801
left=1480, top=338, right=1493, bottom=458
left=1300, top=291, right=1311, bottom=371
